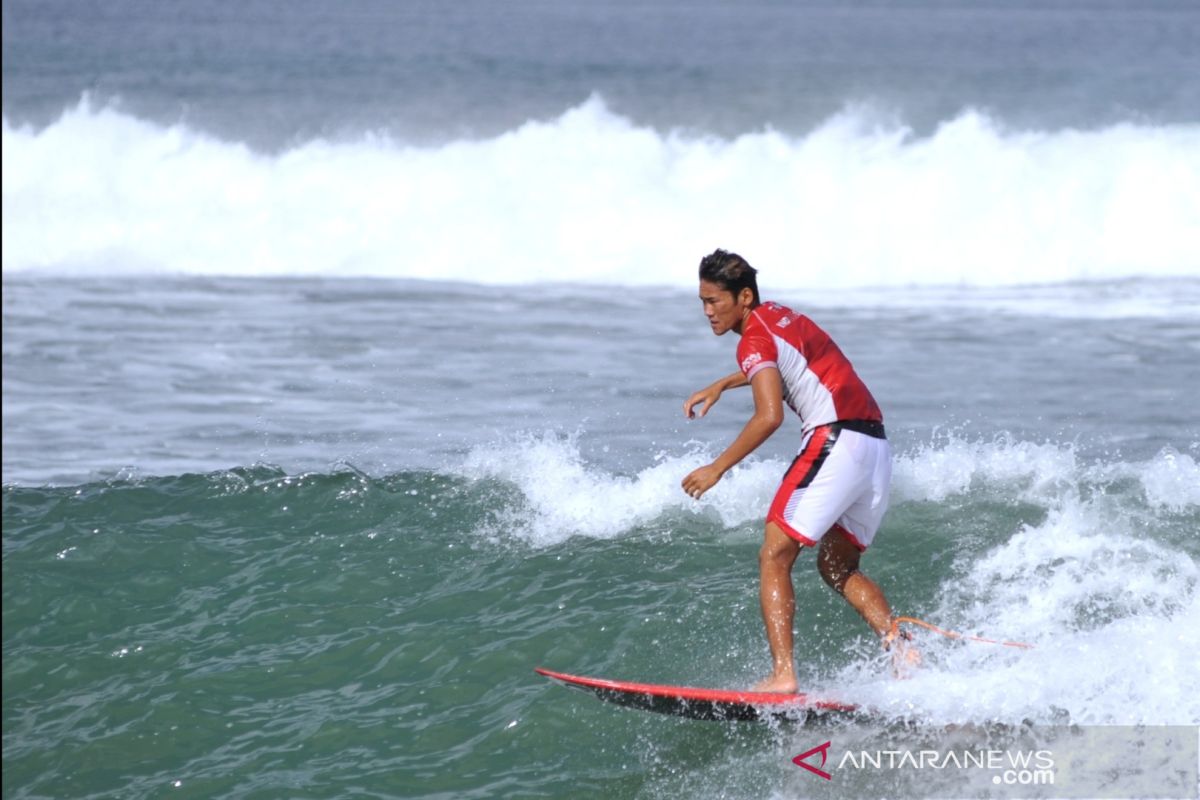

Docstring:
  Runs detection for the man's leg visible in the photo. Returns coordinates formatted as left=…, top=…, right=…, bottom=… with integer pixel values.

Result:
left=817, top=527, right=919, bottom=676
left=816, top=527, right=893, bottom=635
left=754, top=521, right=801, bottom=692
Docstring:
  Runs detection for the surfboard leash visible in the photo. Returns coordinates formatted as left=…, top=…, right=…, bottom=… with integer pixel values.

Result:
left=893, top=616, right=1034, bottom=650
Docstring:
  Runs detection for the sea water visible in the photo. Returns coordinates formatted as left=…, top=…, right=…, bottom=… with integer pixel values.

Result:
left=4, top=2, right=1199, bottom=798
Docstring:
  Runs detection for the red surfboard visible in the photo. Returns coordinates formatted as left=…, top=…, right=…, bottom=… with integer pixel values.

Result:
left=535, top=667, right=860, bottom=722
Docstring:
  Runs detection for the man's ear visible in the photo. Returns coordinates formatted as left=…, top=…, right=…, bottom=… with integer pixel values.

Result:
left=739, top=287, right=755, bottom=308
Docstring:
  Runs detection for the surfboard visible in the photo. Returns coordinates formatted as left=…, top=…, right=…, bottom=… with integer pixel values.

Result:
left=535, top=667, right=860, bottom=722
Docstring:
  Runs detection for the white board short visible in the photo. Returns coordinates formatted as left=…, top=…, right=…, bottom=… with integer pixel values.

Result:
left=767, top=422, right=892, bottom=551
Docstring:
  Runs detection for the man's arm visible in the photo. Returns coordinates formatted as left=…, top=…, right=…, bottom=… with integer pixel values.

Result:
left=682, top=367, right=784, bottom=499
left=683, top=371, right=750, bottom=419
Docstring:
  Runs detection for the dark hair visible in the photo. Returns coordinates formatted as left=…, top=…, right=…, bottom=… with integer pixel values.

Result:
left=698, top=249, right=760, bottom=306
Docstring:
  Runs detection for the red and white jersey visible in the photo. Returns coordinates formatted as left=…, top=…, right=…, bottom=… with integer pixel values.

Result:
left=737, top=302, right=882, bottom=434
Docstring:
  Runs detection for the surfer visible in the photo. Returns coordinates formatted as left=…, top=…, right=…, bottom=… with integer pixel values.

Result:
left=681, top=249, right=915, bottom=690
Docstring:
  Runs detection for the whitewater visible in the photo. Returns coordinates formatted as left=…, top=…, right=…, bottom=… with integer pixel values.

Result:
left=4, top=97, right=1199, bottom=288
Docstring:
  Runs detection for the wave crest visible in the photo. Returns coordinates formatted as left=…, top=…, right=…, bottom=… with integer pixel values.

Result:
left=5, top=96, right=1199, bottom=287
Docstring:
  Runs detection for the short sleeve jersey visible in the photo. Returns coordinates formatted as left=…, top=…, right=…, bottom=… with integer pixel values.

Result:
left=737, top=302, right=882, bottom=434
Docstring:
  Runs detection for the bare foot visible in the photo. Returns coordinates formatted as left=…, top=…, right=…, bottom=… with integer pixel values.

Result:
left=752, top=674, right=798, bottom=693
left=884, top=626, right=922, bottom=680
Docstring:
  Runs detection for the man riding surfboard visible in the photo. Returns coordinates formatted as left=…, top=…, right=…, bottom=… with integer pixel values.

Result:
left=681, top=249, right=916, bottom=691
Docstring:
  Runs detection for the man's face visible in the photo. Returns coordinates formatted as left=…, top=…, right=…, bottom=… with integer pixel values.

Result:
left=699, top=279, right=747, bottom=336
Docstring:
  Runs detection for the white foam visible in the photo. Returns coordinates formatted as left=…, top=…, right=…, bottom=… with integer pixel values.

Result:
left=456, top=431, right=1199, bottom=723
left=843, top=510, right=1200, bottom=725
left=5, top=96, right=1199, bottom=291
left=891, top=435, right=1078, bottom=504
left=454, top=431, right=1196, bottom=539
left=1132, top=448, right=1200, bottom=512
left=840, top=452, right=1200, bottom=726
left=454, top=432, right=780, bottom=546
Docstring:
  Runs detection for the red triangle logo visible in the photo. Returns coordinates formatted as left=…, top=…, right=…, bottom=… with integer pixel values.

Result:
left=792, top=741, right=833, bottom=780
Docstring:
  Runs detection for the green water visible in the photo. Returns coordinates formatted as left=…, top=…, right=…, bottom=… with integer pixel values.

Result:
left=3, top=462, right=1097, bottom=799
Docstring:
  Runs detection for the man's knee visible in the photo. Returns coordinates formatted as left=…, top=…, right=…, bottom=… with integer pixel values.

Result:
left=817, top=533, right=861, bottom=594
left=760, top=523, right=800, bottom=570
left=817, top=557, right=856, bottom=594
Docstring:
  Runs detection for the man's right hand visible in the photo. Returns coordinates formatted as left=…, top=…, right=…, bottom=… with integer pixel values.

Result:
left=684, top=384, right=722, bottom=419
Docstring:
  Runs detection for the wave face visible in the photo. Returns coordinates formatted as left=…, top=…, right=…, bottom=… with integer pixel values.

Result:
left=3, top=436, right=1198, bottom=797
left=5, top=97, right=1199, bottom=287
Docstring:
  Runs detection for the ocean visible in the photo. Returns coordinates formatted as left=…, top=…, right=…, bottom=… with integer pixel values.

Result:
left=3, top=2, right=1199, bottom=798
